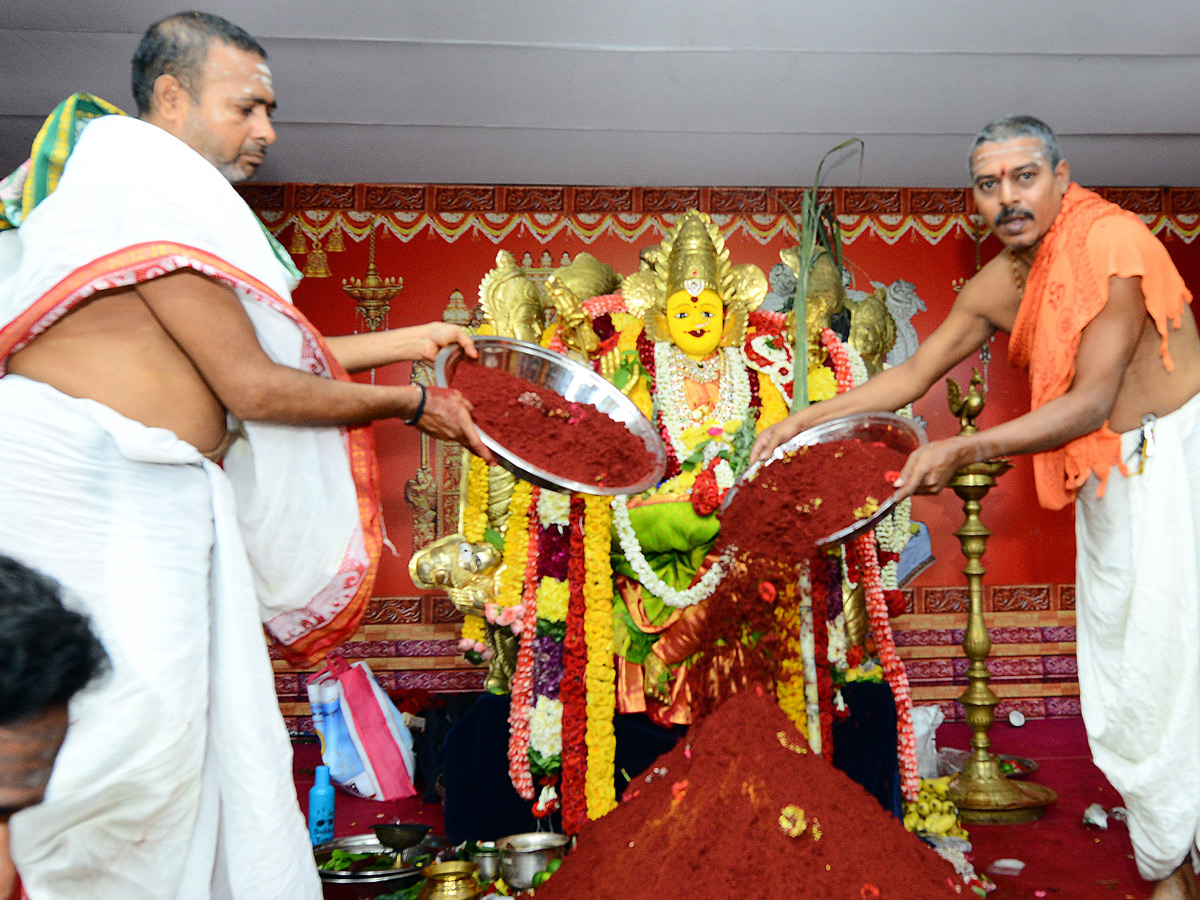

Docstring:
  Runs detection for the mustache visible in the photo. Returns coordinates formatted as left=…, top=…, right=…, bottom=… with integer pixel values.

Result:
left=994, top=206, right=1033, bottom=227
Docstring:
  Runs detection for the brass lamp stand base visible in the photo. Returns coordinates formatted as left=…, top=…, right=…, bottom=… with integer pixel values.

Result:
left=943, top=371, right=1057, bottom=825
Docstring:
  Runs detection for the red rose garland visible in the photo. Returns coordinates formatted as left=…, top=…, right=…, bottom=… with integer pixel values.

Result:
left=821, top=327, right=856, bottom=393
left=559, top=496, right=589, bottom=833
left=850, top=533, right=920, bottom=801
left=506, top=486, right=541, bottom=801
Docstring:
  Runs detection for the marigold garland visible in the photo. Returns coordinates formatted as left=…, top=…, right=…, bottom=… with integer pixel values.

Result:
left=495, top=480, right=533, bottom=610
left=850, top=532, right=920, bottom=801
left=507, top=486, right=541, bottom=800
left=774, top=581, right=808, bottom=739
left=463, top=455, right=490, bottom=543
left=559, top=496, right=589, bottom=833
left=582, top=494, right=617, bottom=820
left=536, top=576, right=570, bottom=623
left=459, top=456, right=492, bottom=646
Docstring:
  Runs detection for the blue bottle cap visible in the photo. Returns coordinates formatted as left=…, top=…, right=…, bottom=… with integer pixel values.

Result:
left=315, top=765, right=331, bottom=788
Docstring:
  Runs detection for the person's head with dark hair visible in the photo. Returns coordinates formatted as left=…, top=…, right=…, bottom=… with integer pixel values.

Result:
left=968, top=114, right=1070, bottom=254
left=0, top=556, right=106, bottom=819
left=131, top=11, right=267, bottom=118
left=132, top=11, right=277, bottom=184
left=0, top=556, right=108, bottom=726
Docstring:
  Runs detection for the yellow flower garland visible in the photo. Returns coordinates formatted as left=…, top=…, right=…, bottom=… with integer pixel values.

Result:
left=495, top=480, right=534, bottom=610
left=807, top=365, right=838, bottom=403
left=582, top=494, right=617, bottom=819
left=774, top=583, right=809, bottom=739
left=462, top=455, right=489, bottom=543
left=536, top=576, right=570, bottom=623
left=460, top=455, right=492, bottom=645
left=756, top=372, right=790, bottom=432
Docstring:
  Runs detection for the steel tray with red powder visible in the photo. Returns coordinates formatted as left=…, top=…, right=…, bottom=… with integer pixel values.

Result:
left=435, top=337, right=666, bottom=495
left=719, top=412, right=925, bottom=557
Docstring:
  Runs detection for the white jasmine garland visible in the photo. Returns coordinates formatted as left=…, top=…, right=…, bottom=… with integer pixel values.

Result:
left=827, top=611, right=848, bottom=670
left=537, top=489, right=571, bottom=527
left=611, top=495, right=727, bottom=608
left=881, top=558, right=900, bottom=592
left=713, top=459, right=735, bottom=490
left=844, top=341, right=870, bottom=389
left=529, top=695, right=563, bottom=759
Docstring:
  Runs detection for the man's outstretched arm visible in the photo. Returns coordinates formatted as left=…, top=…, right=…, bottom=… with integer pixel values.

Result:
left=750, top=262, right=1007, bottom=463
left=135, top=270, right=494, bottom=460
left=324, top=323, right=480, bottom=374
left=892, top=274, right=1146, bottom=498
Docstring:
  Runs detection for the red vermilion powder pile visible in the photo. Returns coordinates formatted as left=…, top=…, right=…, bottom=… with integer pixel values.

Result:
left=719, top=438, right=908, bottom=560
left=528, top=689, right=956, bottom=900
left=451, top=360, right=655, bottom=489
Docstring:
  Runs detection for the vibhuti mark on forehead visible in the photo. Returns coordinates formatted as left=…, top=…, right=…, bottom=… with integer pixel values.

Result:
left=253, top=62, right=273, bottom=90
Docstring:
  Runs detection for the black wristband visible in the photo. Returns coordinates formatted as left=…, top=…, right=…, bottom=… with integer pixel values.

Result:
left=404, top=383, right=427, bottom=425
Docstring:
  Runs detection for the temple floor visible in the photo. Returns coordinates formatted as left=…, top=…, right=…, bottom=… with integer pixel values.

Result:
left=294, top=709, right=1188, bottom=900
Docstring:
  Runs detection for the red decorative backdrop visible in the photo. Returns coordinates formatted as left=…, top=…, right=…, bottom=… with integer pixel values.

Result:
left=243, top=183, right=1200, bottom=727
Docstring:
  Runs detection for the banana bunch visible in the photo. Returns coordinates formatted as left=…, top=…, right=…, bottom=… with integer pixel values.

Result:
left=902, top=776, right=968, bottom=838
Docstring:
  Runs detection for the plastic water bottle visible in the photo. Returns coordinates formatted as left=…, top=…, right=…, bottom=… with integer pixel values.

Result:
left=309, top=765, right=335, bottom=845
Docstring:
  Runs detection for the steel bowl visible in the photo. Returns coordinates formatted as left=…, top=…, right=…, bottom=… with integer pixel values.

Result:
left=495, top=831, right=571, bottom=890
left=373, top=822, right=432, bottom=852
left=720, top=411, right=927, bottom=548
left=435, top=336, right=666, bottom=495
left=468, top=845, right=501, bottom=882
left=314, top=834, right=421, bottom=898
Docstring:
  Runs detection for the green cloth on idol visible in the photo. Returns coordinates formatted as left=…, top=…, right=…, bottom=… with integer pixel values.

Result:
left=610, top=500, right=719, bottom=663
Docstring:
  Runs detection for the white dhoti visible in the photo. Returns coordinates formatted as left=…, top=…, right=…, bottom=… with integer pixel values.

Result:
left=1075, top=391, right=1200, bottom=881
left=0, top=376, right=321, bottom=900
left=0, top=110, right=381, bottom=898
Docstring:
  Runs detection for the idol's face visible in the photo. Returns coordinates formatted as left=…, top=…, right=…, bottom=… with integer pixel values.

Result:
left=666, top=288, right=724, bottom=359
left=971, top=137, right=1070, bottom=253
left=176, top=42, right=277, bottom=183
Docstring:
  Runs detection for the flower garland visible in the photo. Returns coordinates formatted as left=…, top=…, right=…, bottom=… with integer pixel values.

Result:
left=653, top=342, right=751, bottom=465
left=774, top=580, right=808, bottom=739
left=459, top=455, right=491, bottom=647
left=850, top=532, right=920, bottom=801
left=796, top=560, right=822, bottom=753
left=809, top=552, right=836, bottom=753
left=529, top=490, right=570, bottom=817
left=559, top=496, right=589, bottom=834
left=506, top=485, right=541, bottom=801
left=495, top=481, right=534, bottom=610
left=582, top=494, right=618, bottom=820
left=611, top=494, right=728, bottom=608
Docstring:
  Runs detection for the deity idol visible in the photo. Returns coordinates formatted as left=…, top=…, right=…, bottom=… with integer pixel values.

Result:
left=442, top=211, right=923, bottom=830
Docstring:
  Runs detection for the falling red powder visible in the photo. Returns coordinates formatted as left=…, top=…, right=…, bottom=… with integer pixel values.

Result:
left=719, top=438, right=907, bottom=559
left=527, top=690, right=957, bottom=900
left=451, top=360, right=655, bottom=489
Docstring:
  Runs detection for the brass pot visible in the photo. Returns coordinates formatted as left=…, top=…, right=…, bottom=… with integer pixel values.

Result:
left=418, top=861, right=482, bottom=900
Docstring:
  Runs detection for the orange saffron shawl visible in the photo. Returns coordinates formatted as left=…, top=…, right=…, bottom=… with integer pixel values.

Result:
left=1009, top=183, right=1191, bottom=510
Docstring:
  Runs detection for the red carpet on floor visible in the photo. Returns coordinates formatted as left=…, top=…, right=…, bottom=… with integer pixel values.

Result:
left=939, top=717, right=1154, bottom=900
left=293, top=716, right=1194, bottom=900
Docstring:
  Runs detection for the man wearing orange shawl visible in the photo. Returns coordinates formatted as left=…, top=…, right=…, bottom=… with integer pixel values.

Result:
left=755, top=116, right=1200, bottom=900
left=0, top=13, right=489, bottom=900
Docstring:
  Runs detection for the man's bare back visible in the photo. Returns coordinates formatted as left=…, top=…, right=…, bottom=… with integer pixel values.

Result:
left=8, top=288, right=230, bottom=456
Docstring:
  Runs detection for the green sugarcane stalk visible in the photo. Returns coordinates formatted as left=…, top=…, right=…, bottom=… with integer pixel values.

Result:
left=785, top=137, right=865, bottom=413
